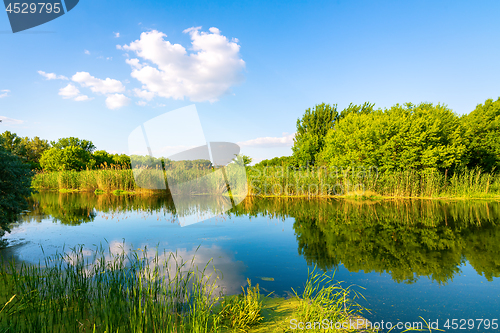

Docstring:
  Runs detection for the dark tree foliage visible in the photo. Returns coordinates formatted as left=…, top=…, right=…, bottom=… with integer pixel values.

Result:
left=0, top=137, right=34, bottom=247
left=254, top=155, right=295, bottom=168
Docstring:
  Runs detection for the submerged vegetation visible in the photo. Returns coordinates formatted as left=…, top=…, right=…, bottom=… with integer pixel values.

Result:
left=0, top=246, right=372, bottom=333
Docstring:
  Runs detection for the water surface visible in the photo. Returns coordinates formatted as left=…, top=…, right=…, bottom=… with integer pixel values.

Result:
left=2, top=192, right=500, bottom=332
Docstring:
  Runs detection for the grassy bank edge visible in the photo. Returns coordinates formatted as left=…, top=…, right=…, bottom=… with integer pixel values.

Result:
left=36, top=187, right=500, bottom=202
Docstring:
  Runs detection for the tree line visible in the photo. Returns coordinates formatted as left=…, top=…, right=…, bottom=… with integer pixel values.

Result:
left=0, top=132, right=131, bottom=171
left=256, top=97, right=500, bottom=173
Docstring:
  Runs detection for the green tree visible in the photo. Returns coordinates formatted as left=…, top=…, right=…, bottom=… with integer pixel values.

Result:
left=0, top=132, right=50, bottom=169
left=319, top=102, right=466, bottom=172
left=292, top=102, right=375, bottom=167
left=112, top=154, right=131, bottom=168
left=461, top=97, right=500, bottom=172
left=0, top=137, right=34, bottom=247
left=40, top=146, right=93, bottom=171
left=292, top=103, right=339, bottom=167
left=50, top=137, right=96, bottom=153
left=0, top=130, right=23, bottom=156
left=92, top=150, right=115, bottom=168
left=254, top=155, right=295, bottom=168
left=21, top=136, right=51, bottom=169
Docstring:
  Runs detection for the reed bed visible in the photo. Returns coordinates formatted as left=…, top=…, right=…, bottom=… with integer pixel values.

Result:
left=0, top=245, right=224, bottom=333
left=247, top=166, right=500, bottom=198
left=32, top=167, right=137, bottom=192
left=31, top=165, right=500, bottom=198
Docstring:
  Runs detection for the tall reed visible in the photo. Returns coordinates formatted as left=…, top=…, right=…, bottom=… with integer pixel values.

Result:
left=32, top=164, right=500, bottom=198
left=247, top=166, right=500, bottom=198
left=0, top=245, right=223, bottom=333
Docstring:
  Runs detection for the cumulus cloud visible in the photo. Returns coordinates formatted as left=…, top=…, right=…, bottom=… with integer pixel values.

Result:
left=38, top=71, right=68, bottom=80
left=238, top=133, right=296, bottom=148
left=106, top=93, right=131, bottom=110
left=119, top=27, right=245, bottom=102
left=72, top=72, right=125, bottom=94
left=58, top=84, right=91, bottom=101
left=59, top=84, right=81, bottom=99
left=0, top=89, right=10, bottom=98
left=0, top=116, right=23, bottom=124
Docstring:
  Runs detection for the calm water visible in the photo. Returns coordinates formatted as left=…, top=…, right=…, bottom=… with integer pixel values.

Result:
left=2, top=192, right=500, bottom=332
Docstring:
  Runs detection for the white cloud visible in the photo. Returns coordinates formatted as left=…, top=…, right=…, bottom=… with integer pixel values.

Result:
left=114, top=32, right=120, bottom=38
left=133, top=88, right=155, bottom=100
left=0, top=116, right=23, bottom=124
left=125, top=58, right=142, bottom=69
left=0, top=89, right=10, bottom=98
left=59, top=84, right=81, bottom=99
left=136, top=100, right=147, bottom=106
left=58, top=84, right=91, bottom=101
left=84, top=50, right=90, bottom=55
left=238, top=133, right=296, bottom=148
left=119, top=27, right=245, bottom=102
left=74, top=95, right=91, bottom=101
left=72, top=72, right=125, bottom=94
left=106, top=93, right=130, bottom=110
left=38, top=71, right=68, bottom=80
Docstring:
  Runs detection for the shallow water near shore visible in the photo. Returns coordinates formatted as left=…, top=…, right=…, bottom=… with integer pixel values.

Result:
left=1, top=191, right=500, bottom=332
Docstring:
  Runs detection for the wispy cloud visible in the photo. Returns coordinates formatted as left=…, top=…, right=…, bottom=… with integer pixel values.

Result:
left=238, top=133, right=295, bottom=148
left=84, top=50, right=90, bottom=55
left=38, top=70, right=68, bottom=80
left=0, top=116, right=23, bottom=124
left=114, top=32, right=120, bottom=38
left=0, top=89, right=10, bottom=98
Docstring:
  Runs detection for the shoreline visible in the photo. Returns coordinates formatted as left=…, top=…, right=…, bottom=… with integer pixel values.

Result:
left=33, top=187, right=500, bottom=202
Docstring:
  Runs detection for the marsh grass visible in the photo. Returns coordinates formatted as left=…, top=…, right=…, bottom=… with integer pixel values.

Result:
left=32, top=163, right=500, bottom=199
left=217, top=278, right=264, bottom=331
left=247, top=166, right=500, bottom=198
left=276, top=267, right=370, bottom=333
left=32, top=166, right=137, bottom=193
left=0, top=245, right=224, bottom=333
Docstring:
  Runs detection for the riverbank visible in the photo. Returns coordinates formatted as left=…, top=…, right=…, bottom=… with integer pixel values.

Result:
left=31, top=167, right=500, bottom=200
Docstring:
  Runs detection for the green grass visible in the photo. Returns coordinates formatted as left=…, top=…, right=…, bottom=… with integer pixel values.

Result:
left=0, top=244, right=223, bottom=332
left=0, top=246, right=384, bottom=333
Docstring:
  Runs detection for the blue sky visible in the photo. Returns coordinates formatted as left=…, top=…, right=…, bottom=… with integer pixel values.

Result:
left=1, top=0, right=500, bottom=163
